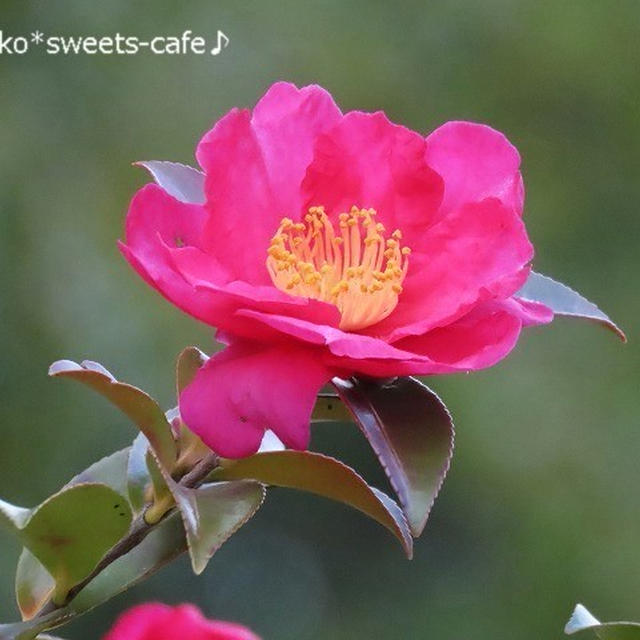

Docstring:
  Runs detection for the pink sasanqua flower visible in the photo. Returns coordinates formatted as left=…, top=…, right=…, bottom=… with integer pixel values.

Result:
left=103, top=603, right=260, bottom=640
left=121, top=82, right=552, bottom=458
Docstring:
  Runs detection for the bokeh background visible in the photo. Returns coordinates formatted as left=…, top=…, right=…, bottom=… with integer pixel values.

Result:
left=1, top=1, right=639, bottom=638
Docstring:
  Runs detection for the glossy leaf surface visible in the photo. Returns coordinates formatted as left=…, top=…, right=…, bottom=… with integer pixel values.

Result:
left=136, top=161, right=205, bottom=204
left=215, top=450, right=413, bottom=558
left=15, top=549, right=54, bottom=622
left=311, top=392, right=352, bottom=422
left=16, top=449, right=131, bottom=621
left=176, top=346, right=208, bottom=395
left=1, top=514, right=187, bottom=639
left=333, top=376, right=454, bottom=537
left=21, top=484, right=132, bottom=603
left=127, top=435, right=151, bottom=514
left=65, top=449, right=129, bottom=498
left=49, top=360, right=177, bottom=470
left=170, top=480, right=265, bottom=574
left=144, top=451, right=172, bottom=519
left=517, top=271, right=625, bottom=341
left=566, top=605, right=640, bottom=638
left=0, top=499, right=31, bottom=533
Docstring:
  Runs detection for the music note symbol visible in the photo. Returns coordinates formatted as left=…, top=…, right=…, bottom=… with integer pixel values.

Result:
left=211, top=30, right=229, bottom=55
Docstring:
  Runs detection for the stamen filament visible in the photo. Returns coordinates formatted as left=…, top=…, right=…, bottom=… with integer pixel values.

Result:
left=266, top=206, right=411, bottom=331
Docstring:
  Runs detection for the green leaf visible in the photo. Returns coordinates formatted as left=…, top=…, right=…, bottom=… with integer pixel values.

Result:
left=333, top=376, right=454, bottom=537
left=0, top=620, right=37, bottom=640
left=1, top=513, right=187, bottom=639
left=256, top=430, right=285, bottom=453
left=170, top=480, right=265, bottom=574
left=311, top=392, right=352, bottom=422
left=214, top=450, right=413, bottom=558
left=49, top=360, right=177, bottom=470
left=176, top=346, right=207, bottom=395
left=517, top=271, right=626, bottom=341
left=21, top=484, right=132, bottom=603
left=143, top=450, right=174, bottom=524
left=0, top=498, right=32, bottom=534
left=145, top=441, right=265, bottom=574
left=127, top=434, right=151, bottom=514
left=565, top=604, right=640, bottom=638
left=136, top=161, right=205, bottom=204
left=15, top=449, right=131, bottom=621
left=64, top=448, right=129, bottom=497
left=68, top=514, right=185, bottom=612
left=15, top=549, right=55, bottom=622
left=5, top=473, right=262, bottom=632
left=146, top=450, right=169, bottom=498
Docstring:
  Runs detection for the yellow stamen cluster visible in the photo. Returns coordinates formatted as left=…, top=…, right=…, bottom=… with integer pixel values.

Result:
left=267, top=206, right=411, bottom=331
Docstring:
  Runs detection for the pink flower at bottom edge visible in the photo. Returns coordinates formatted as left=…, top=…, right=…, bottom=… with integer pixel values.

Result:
left=120, top=81, right=553, bottom=458
left=103, top=603, right=260, bottom=640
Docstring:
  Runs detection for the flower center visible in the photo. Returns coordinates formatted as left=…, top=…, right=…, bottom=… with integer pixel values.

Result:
left=267, top=206, right=410, bottom=331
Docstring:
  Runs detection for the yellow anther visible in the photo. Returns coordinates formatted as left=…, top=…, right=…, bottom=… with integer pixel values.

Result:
left=266, top=206, right=411, bottom=331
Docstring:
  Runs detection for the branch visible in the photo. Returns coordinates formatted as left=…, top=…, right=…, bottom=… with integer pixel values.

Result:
left=37, top=452, right=219, bottom=615
left=180, top=452, right=220, bottom=487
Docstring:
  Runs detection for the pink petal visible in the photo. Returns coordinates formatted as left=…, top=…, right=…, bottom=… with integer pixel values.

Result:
left=371, top=197, right=534, bottom=341
left=103, top=603, right=260, bottom=640
left=120, top=184, right=232, bottom=324
left=196, top=108, right=278, bottom=284
left=251, top=82, right=342, bottom=215
left=232, top=309, right=460, bottom=377
left=166, top=244, right=340, bottom=326
left=196, top=83, right=342, bottom=283
left=301, top=111, right=443, bottom=250
left=512, top=297, right=554, bottom=326
left=119, top=241, right=235, bottom=329
left=425, top=121, right=524, bottom=222
left=394, top=300, right=524, bottom=371
left=179, top=340, right=333, bottom=458
left=124, top=183, right=208, bottom=271
left=232, top=299, right=547, bottom=378
left=120, top=185, right=236, bottom=329
left=120, top=184, right=341, bottom=331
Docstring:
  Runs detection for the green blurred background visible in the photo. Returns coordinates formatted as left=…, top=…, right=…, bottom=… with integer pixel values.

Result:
left=1, top=1, right=639, bottom=638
